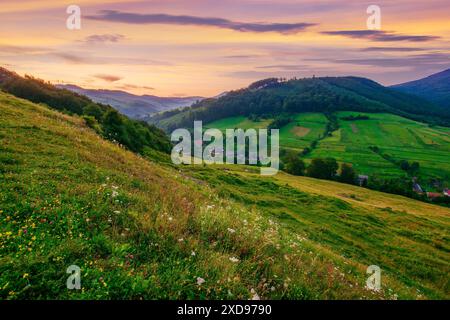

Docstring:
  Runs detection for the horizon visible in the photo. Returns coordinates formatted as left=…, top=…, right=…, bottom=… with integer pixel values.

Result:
left=1, top=0, right=449, bottom=96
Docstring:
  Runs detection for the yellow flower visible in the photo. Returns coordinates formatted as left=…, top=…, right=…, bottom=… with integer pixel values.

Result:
left=23, top=273, right=29, bottom=279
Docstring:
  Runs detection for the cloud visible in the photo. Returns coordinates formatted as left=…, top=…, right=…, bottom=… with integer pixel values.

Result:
left=52, top=52, right=171, bottom=66
left=83, top=34, right=125, bottom=44
left=322, top=30, right=440, bottom=42
left=256, top=64, right=309, bottom=71
left=0, top=45, right=48, bottom=54
left=329, top=53, right=450, bottom=68
left=224, top=55, right=263, bottom=59
left=360, top=47, right=427, bottom=52
left=93, top=74, right=123, bottom=82
left=86, top=10, right=316, bottom=34
left=116, top=83, right=154, bottom=91
left=53, top=53, right=88, bottom=64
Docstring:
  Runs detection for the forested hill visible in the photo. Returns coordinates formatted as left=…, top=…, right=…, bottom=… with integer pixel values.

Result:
left=0, top=67, right=171, bottom=154
left=391, top=68, right=450, bottom=109
left=150, top=76, right=449, bottom=132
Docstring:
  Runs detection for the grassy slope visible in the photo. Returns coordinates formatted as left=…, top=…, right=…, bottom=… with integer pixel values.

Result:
left=0, top=92, right=449, bottom=299
left=185, top=165, right=450, bottom=299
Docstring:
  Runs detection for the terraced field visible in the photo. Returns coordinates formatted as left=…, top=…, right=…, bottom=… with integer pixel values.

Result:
left=308, top=112, right=450, bottom=181
left=205, top=112, right=450, bottom=184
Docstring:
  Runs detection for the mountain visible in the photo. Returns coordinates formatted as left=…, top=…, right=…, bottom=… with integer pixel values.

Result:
left=151, top=76, right=450, bottom=132
left=57, top=84, right=203, bottom=120
left=391, top=68, right=450, bottom=109
left=1, top=90, right=449, bottom=299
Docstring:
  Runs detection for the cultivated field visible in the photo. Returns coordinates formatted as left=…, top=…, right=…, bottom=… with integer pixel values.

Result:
left=205, top=112, right=450, bottom=184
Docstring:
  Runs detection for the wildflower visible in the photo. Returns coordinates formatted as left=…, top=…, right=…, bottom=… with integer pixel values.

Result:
left=196, top=277, right=205, bottom=285
left=250, top=288, right=260, bottom=300
left=191, top=251, right=196, bottom=256
left=178, top=238, right=184, bottom=242
left=229, top=257, right=239, bottom=263
left=23, top=273, right=29, bottom=279
left=113, top=210, right=120, bottom=214
left=227, top=228, right=236, bottom=234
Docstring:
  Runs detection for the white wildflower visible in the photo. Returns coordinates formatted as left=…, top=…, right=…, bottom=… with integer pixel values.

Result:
left=229, top=257, right=239, bottom=263
left=250, top=288, right=260, bottom=300
left=227, top=228, right=236, bottom=234
left=191, top=251, right=196, bottom=256
left=196, top=277, right=205, bottom=285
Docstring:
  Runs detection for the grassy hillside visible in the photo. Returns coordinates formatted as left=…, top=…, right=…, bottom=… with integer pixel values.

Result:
left=1, top=91, right=449, bottom=299
left=0, top=67, right=171, bottom=154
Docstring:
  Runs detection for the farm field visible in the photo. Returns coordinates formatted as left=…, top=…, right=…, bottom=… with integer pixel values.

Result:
left=205, top=112, right=450, bottom=184
left=308, top=112, right=450, bottom=182
left=205, top=113, right=327, bottom=150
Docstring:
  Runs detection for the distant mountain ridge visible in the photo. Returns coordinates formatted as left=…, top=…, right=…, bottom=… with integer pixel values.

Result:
left=57, top=84, right=203, bottom=120
left=391, top=68, right=450, bottom=109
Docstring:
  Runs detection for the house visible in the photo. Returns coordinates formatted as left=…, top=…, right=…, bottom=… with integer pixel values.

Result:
left=426, top=192, right=442, bottom=200
left=412, top=182, right=423, bottom=194
left=357, top=175, right=368, bottom=187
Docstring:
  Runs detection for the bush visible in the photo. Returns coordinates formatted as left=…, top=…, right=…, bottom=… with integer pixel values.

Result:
left=339, top=163, right=356, bottom=184
left=306, top=158, right=338, bottom=180
left=284, top=151, right=305, bottom=176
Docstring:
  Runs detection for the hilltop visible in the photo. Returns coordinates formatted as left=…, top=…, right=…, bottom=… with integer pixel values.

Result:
left=150, top=76, right=450, bottom=132
left=0, top=67, right=171, bottom=154
left=0, top=90, right=449, bottom=299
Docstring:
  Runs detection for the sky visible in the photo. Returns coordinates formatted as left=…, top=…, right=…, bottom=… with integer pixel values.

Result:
left=0, top=0, right=449, bottom=97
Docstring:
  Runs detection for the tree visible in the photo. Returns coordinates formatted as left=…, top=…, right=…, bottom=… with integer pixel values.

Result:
left=306, top=158, right=338, bottom=180
left=284, top=151, right=305, bottom=176
left=339, top=163, right=356, bottom=184
left=409, top=161, right=420, bottom=175
left=400, top=160, right=410, bottom=171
